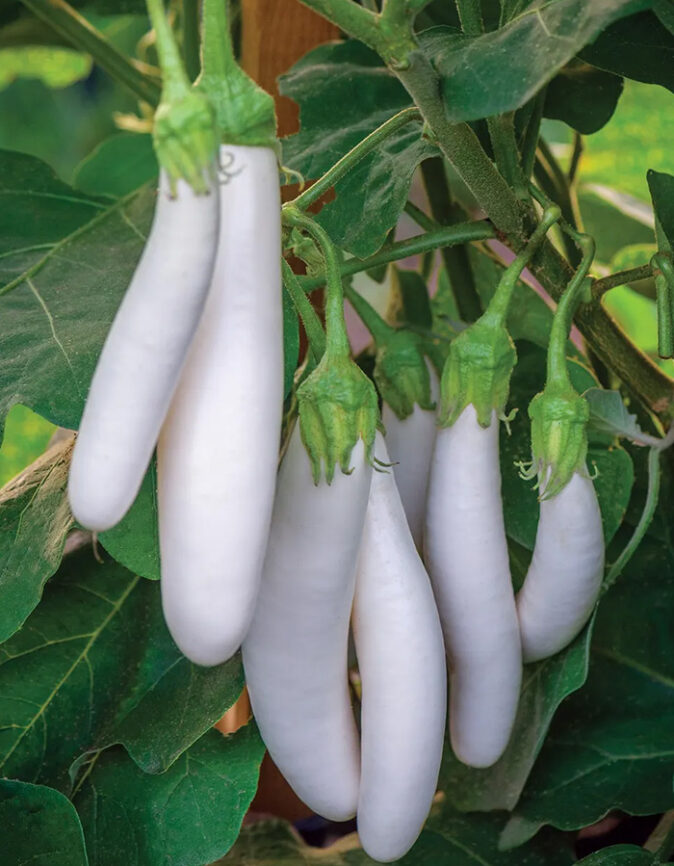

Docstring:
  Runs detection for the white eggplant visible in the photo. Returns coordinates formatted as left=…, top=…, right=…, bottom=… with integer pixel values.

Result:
left=425, top=405, right=522, bottom=768
left=381, top=363, right=439, bottom=549
left=242, top=426, right=372, bottom=821
left=517, top=471, right=604, bottom=663
left=157, top=145, right=283, bottom=667
left=68, top=169, right=219, bottom=531
left=353, top=434, right=446, bottom=863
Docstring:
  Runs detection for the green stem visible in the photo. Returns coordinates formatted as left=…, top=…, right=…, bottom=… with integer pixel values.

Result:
left=282, top=259, right=326, bottom=362
left=297, top=219, right=496, bottom=291
left=182, top=0, right=201, bottom=81
left=404, top=200, right=437, bottom=230
left=396, top=51, right=523, bottom=237
left=653, top=812, right=674, bottom=862
left=297, top=0, right=383, bottom=52
left=284, top=210, right=351, bottom=358
left=568, top=131, right=583, bottom=185
left=420, top=157, right=482, bottom=321
left=146, top=0, right=190, bottom=99
left=486, top=205, right=560, bottom=322
left=520, top=88, right=545, bottom=181
left=654, top=254, right=674, bottom=359
left=289, top=107, right=421, bottom=212
left=343, top=280, right=394, bottom=344
left=455, top=0, right=483, bottom=34
left=487, top=112, right=528, bottom=200
left=591, top=264, right=653, bottom=298
left=200, top=0, right=234, bottom=81
left=19, top=0, right=160, bottom=105
left=547, top=234, right=595, bottom=386
left=602, top=446, right=661, bottom=594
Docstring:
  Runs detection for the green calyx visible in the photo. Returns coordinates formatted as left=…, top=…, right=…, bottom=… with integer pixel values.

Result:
left=526, top=382, right=589, bottom=500
left=297, top=354, right=379, bottom=485
left=438, top=315, right=516, bottom=428
left=153, top=86, right=218, bottom=195
left=374, top=330, right=435, bottom=420
left=198, top=0, right=277, bottom=150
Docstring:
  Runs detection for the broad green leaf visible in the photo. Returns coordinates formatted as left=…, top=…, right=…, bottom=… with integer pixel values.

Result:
left=280, top=41, right=437, bottom=256
left=0, top=435, right=73, bottom=642
left=0, top=149, right=106, bottom=293
left=0, top=548, right=243, bottom=787
left=73, top=133, right=157, bottom=199
left=223, top=814, right=574, bottom=865
left=647, top=169, right=674, bottom=251
left=75, top=723, right=264, bottom=866
left=501, top=528, right=674, bottom=848
left=424, top=1, right=648, bottom=123
left=578, top=186, right=654, bottom=265
left=0, top=779, right=88, bottom=866
left=0, top=46, right=91, bottom=90
left=441, top=618, right=594, bottom=812
left=99, top=461, right=159, bottom=581
left=585, top=388, right=665, bottom=445
left=578, top=848, right=654, bottom=865
left=654, top=0, right=674, bottom=33
left=580, top=12, right=674, bottom=93
left=544, top=61, right=623, bottom=135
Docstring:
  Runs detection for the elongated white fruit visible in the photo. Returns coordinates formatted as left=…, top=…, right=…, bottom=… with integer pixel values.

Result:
left=425, top=405, right=522, bottom=768
left=157, top=146, right=283, bottom=667
left=68, top=169, right=220, bottom=531
left=381, top=364, right=439, bottom=549
left=353, top=433, right=446, bottom=863
left=517, top=471, right=604, bottom=663
left=242, top=427, right=371, bottom=821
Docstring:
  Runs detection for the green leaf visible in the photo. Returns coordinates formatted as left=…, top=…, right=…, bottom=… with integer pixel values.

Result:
left=280, top=41, right=436, bottom=256
left=0, top=779, right=88, bottom=866
left=580, top=12, right=674, bottom=93
left=223, top=814, right=574, bottom=865
left=423, top=1, right=648, bottom=123
left=654, top=0, right=674, bottom=34
left=501, top=528, right=674, bottom=848
left=0, top=149, right=106, bottom=293
left=585, top=387, right=664, bottom=445
left=0, top=548, right=243, bottom=787
left=0, top=435, right=73, bottom=642
left=578, top=848, right=654, bottom=865
left=0, top=46, right=91, bottom=90
left=441, top=619, right=594, bottom=812
left=647, top=169, right=674, bottom=251
left=73, top=133, right=157, bottom=199
left=98, top=460, right=159, bottom=581
left=0, top=162, right=154, bottom=442
left=75, top=723, right=264, bottom=866
left=544, top=61, right=623, bottom=135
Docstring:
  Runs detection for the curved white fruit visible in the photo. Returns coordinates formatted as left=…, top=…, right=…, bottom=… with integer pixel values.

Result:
left=353, top=433, right=446, bottom=863
left=517, top=470, right=604, bottom=663
left=424, top=405, right=522, bottom=768
left=243, top=427, right=372, bottom=821
left=68, top=168, right=220, bottom=531
left=381, top=363, right=439, bottom=549
left=157, top=146, right=283, bottom=667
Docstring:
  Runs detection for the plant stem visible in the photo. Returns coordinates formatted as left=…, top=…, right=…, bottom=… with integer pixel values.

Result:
left=454, top=0, right=483, bottom=34
left=591, top=264, right=653, bottom=298
left=284, top=209, right=351, bottom=358
left=654, top=254, right=674, bottom=359
left=297, top=219, right=496, bottom=291
left=182, top=0, right=201, bottom=81
left=520, top=88, right=545, bottom=181
left=420, top=157, right=482, bottom=321
left=603, top=446, right=661, bottom=594
left=297, top=0, right=383, bottom=52
left=19, top=0, right=160, bottom=105
left=396, top=51, right=524, bottom=237
left=487, top=112, right=528, bottom=200
left=404, top=199, right=437, bottom=230
left=200, top=0, right=233, bottom=81
left=343, top=280, right=394, bottom=344
left=568, top=131, right=583, bottom=185
left=146, top=0, right=190, bottom=99
left=547, top=235, right=595, bottom=386
left=289, top=107, right=421, bottom=212
left=486, top=205, right=560, bottom=323
left=282, top=258, right=326, bottom=362
left=648, top=811, right=674, bottom=861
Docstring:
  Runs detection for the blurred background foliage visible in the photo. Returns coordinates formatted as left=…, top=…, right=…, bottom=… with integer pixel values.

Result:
left=0, top=9, right=672, bottom=485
